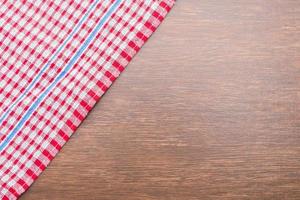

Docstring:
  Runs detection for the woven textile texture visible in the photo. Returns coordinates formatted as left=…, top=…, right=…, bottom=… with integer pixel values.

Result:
left=0, top=0, right=174, bottom=198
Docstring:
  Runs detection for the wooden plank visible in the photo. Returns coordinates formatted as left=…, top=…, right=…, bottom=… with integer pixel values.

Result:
left=21, top=0, right=300, bottom=199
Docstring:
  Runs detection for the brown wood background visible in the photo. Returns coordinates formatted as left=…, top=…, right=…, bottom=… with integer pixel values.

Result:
left=21, top=0, right=300, bottom=199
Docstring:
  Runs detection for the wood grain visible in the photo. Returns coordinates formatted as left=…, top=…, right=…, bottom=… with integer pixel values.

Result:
left=21, top=0, right=300, bottom=199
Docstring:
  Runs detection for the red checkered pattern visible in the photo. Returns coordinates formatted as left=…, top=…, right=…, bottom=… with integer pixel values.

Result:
left=0, top=0, right=174, bottom=199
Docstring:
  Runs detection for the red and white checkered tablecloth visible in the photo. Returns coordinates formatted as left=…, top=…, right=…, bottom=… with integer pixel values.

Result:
left=0, top=0, right=174, bottom=198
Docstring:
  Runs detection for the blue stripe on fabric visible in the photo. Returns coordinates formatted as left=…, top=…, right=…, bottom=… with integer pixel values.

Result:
left=0, top=0, right=122, bottom=151
left=0, top=0, right=99, bottom=125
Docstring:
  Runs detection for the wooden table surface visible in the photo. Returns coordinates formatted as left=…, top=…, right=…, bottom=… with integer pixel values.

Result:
left=21, top=0, right=300, bottom=199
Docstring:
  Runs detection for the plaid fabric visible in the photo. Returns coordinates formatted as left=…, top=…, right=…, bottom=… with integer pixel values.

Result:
left=0, top=0, right=174, bottom=199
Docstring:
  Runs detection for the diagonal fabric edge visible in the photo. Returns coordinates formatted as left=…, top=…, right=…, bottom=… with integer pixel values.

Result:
left=0, top=0, right=175, bottom=199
